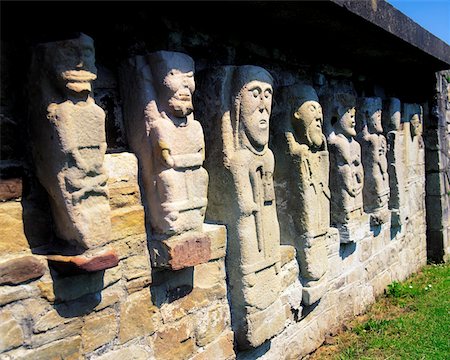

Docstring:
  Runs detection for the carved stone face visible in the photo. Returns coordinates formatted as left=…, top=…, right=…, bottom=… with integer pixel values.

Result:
left=367, top=109, right=383, bottom=134
left=294, top=100, right=324, bottom=148
left=161, top=69, right=195, bottom=117
left=410, top=114, right=422, bottom=137
left=239, top=80, right=273, bottom=151
left=338, top=107, right=357, bottom=137
left=49, top=34, right=97, bottom=94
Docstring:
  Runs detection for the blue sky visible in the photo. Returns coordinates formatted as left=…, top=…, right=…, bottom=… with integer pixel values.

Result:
left=388, top=0, right=450, bottom=45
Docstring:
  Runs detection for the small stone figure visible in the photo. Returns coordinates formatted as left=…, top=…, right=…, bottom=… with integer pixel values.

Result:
left=29, top=33, right=117, bottom=273
left=273, top=84, right=330, bottom=305
left=119, top=51, right=210, bottom=270
left=356, top=97, right=390, bottom=226
left=325, top=92, right=369, bottom=243
left=196, top=65, right=285, bottom=349
left=383, top=98, right=406, bottom=227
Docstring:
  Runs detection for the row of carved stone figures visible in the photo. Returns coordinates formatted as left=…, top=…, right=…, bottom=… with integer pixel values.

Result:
left=28, top=34, right=424, bottom=349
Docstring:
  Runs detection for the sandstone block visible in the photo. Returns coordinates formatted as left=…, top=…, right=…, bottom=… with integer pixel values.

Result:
left=0, top=311, right=23, bottom=352
left=151, top=319, right=196, bottom=360
left=194, top=304, right=230, bottom=347
left=0, top=201, right=30, bottom=254
left=37, top=281, right=55, bottom=303
left=280, top=245, right=296, bottom=267
left=30, top=319, right=82, bottom=348
left=191, top=330, right=235, bottom=360
left=17, top=336, right=81, bottom=360
left=125, top=276, right=152, bottom=294
left=242, top=265, right=280, bottom=310
left=93, top=345, right=151, bottom=360
left=335, top=213, right=370, bottom=244
left=82, top=308, right=117, bottom=353
left=150, top=231, right=211, bottom=270
left=122, top=255, right=150, bottom=281
left=46, top=249, right=119, bottom=275
left=110, top=205, right=146, bottom=242
left=119, top=289, right=161, bottom=344
left=0, top=256, right=45, bottom=285
left=203, top=223, right=227, bottom=261
left=302, top=276, right=328, bottom=306
left=193, top=259, right=226, bottom=289
left=0, top=284, right=39, bottom=306
left=94, top=283, right=123, bottom=311
left=0, top=178, right=22, bottom=201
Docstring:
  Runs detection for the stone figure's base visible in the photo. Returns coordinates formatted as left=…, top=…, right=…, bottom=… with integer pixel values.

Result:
left=335, top=213, right=370, bottom=243
left=302, top=274, right=328, bottom=306
left=236, top=298, right=287, bottom=349
left=149, top=227, right=211, bottom=270
left=46, top=248, right=119, bottom=275
left=368, top=207, right=390, bottom=227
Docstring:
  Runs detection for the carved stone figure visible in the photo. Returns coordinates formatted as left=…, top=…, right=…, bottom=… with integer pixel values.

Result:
left=356, top=97, right=390, bottom=226
left=29, top=33, right=117, bottom=272
left=403, top=104, right=425, bottom=216
left=324, top=92, right=369, bottom=242
left=273, top=84, right=330, bottom=305
left=383, top=98, right=407, bottom=227
left=196, top=65, right=285, bottom=349
left=119, top=51, right=210, bottom=270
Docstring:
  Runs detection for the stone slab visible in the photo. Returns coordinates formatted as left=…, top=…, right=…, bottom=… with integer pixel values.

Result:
left=0, top=256, right=46, bottom=285
left=0, top=178, right=22, bottom=201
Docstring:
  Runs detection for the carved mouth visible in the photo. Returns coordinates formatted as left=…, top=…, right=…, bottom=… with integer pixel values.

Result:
left=259, top=119, right=268, bottom=128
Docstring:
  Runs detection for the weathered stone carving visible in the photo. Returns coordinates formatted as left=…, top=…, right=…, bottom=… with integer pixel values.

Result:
left=29, top=33, right=117, bottom=272
left=273, top=84, right=330, bottom=305
left=403, top=103, right=425, bottom=216
left=356, top=97, right=390, bottom=226
left=196, top=65, right=285, bottom=348
left=119, top=51, right=210, bottom=270
left=324, top=92, right=369, bottom=242
left=383, top=98, right=407, bottom=227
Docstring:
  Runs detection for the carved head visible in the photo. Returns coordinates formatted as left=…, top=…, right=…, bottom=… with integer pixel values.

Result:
left=360, top=97, right=383, bottom=134
left=233, top=66, right=273, bottom=152
left=40, top=33, right=97, bottom=94
left=291, top=85, right=324, bottom=149
left=383, top=98, right=401, bottom=132
left=334, top=93, right=357, bottom=138
left=410, top=113, right=423, bottom=138
left=148, top=51, right=195, bottom=118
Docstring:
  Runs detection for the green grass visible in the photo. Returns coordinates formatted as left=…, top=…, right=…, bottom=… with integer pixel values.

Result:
left=311, top=263, right=450, bottom=360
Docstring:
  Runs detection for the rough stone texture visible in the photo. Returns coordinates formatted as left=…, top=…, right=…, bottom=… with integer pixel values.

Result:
left=0, top=201, right=31, bottom=254
left=191, top=330, right=235, bottom=360
left=356, top=97, right=390, bottom=226
left=273, top=84, right=330, bottom=306
left=29, top=33, right=112, bottom=253
left=197, top=65, right=284, bottom=349
left=82, top=308, right=117, bottom=353
left=0, top=310, right=23, bottom=352
left=0, top=256, right=46, bottom=285
left=92, top=345, right=151, bottom=360
left=119, top=289, right=160, bottom=344
left=0, top=178, right=22, bottom=201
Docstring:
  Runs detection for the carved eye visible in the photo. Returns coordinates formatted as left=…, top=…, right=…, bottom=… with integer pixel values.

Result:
left=310, top=105, right=315, bottom=112
left=264, top=89, right=272, bottom=98
left=252, top=89, right=260, bottom=98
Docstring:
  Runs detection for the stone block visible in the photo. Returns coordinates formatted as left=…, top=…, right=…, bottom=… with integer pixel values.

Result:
left=122, top=255, right=151, bottom=281
left=52, top=271, right=105, bottom=303
left=125, top=276, right=152, bottom=294
left=0, top=178, right=22, bottom=201
left=203, top=224, right=227, bottom=261
left=0, top=284, right=39, bottom=306
left=30, top=319, right=82, bottom=348
left=280, top=245, right=296, bottom=267
left=0, top=201, right=30, bottom=254
left=191, top=330, right=235, bottom=360
left=16, top=336, right=81, bottom=360
left=0, top=311, right=23, bottom=352
left=280, top=258, right=300, bottom=290
left=113, top=234, right=147, bottom=260
left=194, top=304, right=230, bottom=347
left=371, top=271, right=392, bottom=297
left=193, top=259, right=226, bottom=289
left=119, top=289, right=161, bottom=344
left=93, top=345, right=151, bottom=360
left=82, top=308, right=117, bottom=353
left=151, top=319, right=196, bottom=360
left=150, top=231, right=211, bottom=270
left=0, top=256, right=46, bottom=285
left=242, top=265, right=280, bottom=311
left=302, top=275, right=328, bottom=305
left=37, top=281, right=55, bottom=303
left=46, top=249, right=119, bottom=275
left=105, top=152, right=141, bottom=210
left=243, top=299, right=287, bottom=349
left=94, top=283, right=123, bottom=311
left=110, top=205, right=146, bottom=242
left=335, top=213, right=370, bottom=244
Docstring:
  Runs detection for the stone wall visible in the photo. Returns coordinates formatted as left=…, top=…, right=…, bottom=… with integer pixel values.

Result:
left=0, top=2, right=447, bottom=359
